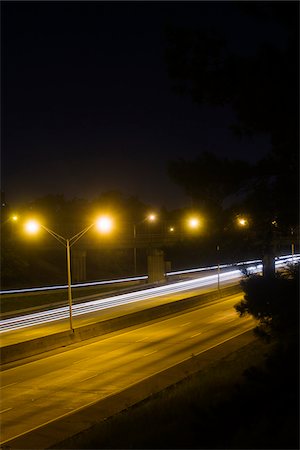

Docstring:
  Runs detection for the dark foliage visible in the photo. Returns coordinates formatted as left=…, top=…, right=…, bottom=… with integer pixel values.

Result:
left=165, top=3, right=298, bottom=155
left=165, top=2, right=299, bottom=227
left=168, top=152, right=251, bottom=213
left=235, top=264, right=299, bottom=341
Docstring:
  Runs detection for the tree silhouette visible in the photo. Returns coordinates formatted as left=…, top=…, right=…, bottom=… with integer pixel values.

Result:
left=235, top=265, right=299, bottom=342
left=168, top=151, right=251, bottom=214
left=164, top=2, right=298, bottom=227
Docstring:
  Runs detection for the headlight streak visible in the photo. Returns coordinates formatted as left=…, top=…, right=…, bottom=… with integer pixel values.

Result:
left=0, top=271, right=239, bottom=332
left=0, top=256, right=298, bottom=333
left=0, top=276, right=148, bottom=295
left=1, top=254, right=298, bottom=296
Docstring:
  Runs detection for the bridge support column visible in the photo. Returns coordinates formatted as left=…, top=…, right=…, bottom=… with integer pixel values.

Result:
left=72, top=250, right=87, bottom=283
left=147, top=248, right=165, bottom=283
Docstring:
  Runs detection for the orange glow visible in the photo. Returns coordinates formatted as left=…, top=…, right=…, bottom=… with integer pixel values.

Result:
left=237, top=217, right=247, bottom=227
left=148, top=214, right=156, bottom=222
left=96, top=216, right=113, bottom=233
left=188, top=217, right=200, bottom=229
left=25, top=220, right=40, bottom=234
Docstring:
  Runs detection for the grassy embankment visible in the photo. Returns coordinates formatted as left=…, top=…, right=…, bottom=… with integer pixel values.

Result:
left=54, top=336, right=298, bottom=449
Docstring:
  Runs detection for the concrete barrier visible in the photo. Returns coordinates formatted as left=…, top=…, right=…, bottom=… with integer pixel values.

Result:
left=0, top=284, right=242, bottom=365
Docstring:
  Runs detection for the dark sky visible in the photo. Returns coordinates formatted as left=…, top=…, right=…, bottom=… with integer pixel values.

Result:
left=2, top=1, right=285, bottom=209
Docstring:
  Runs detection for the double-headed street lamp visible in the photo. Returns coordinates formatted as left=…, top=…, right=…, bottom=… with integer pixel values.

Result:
left=24, top=216, right=113, bottom=331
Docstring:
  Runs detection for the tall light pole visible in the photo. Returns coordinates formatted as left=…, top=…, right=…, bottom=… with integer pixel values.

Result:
left=133, top=213, right=156, bottom=275
left=24, top=216, right=113, bottom=331
left=216, top=244, right=220, bottom=297
left=291, top=227, right=295, bottom=265
left=133, top=223, right=137, bottom=276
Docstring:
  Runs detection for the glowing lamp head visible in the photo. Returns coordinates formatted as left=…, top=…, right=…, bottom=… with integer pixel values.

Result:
left=237, top=217, right=247, bottom=227
left=25, top=220, right=40, bottom=234
left=11, top=215, right=18, bottom=222
left=148, top=214, right=156, bottom=222
left=96, top=216, right=113, bottom=233
left=188, top=217, right=200, bottom=229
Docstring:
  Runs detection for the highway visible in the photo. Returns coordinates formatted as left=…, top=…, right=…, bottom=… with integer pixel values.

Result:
left=0, top=293, right=256, bottom=445
left=0, top=254, right=297, bottom=334
left=0, top=268, right=245, bottom=333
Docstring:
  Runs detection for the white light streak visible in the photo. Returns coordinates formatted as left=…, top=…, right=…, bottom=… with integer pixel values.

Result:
left=0, top=256, right=298, bottom=333
left=1, top=255, right=298, bottom=295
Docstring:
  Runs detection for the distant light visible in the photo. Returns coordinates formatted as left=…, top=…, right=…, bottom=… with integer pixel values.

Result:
left=11, top=215, right=18, bottom=222
left=148, top=214, right=156, bottom=222
left=169, top=226, right=175, bottom=232
left=96, top=216, right=113, bottom=233
left=237, top=217, right=247, bottom=227
left=25, top=220, right=40, bottom=234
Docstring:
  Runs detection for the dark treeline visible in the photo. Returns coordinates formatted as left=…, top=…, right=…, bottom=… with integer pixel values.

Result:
left=1, top=184, right=296, bottom=289
left=164, top=1, right=298, bottom=233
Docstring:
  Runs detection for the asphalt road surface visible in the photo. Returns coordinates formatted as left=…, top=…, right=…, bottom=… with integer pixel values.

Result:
left=0, top=293, right=255, bottom=444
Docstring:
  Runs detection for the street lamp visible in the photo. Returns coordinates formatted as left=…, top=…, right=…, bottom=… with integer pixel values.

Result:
left=237, top=216, right=248, bottom=227
left=133, top=213, right=157, bottom=275
left=185, top=214, right=202, bottom=232
left=24, top=216, right=114, bottom=331
left=1, top=214, right=19, bottom=226
left=188, top=217, right=200, bottom=229
left=291, top=227, right=295, bottom=264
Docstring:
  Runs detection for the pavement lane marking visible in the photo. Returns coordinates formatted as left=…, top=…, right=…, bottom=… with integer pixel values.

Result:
left=194, top=325, right=254, bottom=357
left=0, top=408, right=13, bottom=414
left=143, top=350, right=157, bottom=357
left=72, top=358, right=89, bottom=365
left=135, top=337, right=148, bottom=342
left=179, top=322, right=191, bottom=327
left=190, top=332, right=202, bottom=338
left=0, top=382, right=18, bottom=389
left=225, top=318, right=237, bottom=323
left=80, top=374, right=99, bottom=383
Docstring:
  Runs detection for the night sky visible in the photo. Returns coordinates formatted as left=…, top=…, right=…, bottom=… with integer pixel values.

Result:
left=2, top=1, right=286, bottom=209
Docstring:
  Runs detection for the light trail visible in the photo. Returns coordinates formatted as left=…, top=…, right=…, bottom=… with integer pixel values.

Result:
left=0, top=255, right=298, bottom=333
left=1, top=254, right=298, bottom=295
left=0, top=269, right=241, bottom=332
left=0, top=276, right=148, bottom=295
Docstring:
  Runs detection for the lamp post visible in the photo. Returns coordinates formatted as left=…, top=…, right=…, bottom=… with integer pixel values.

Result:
left=133, top=223, right=137, bottom=276
left=216, top=244, right=220, bottom=297
left=291, top=227, right=295, bottom=265
left=24, top=216, right=113, bottom=331
left=133, top=213, right=156, bottom=275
